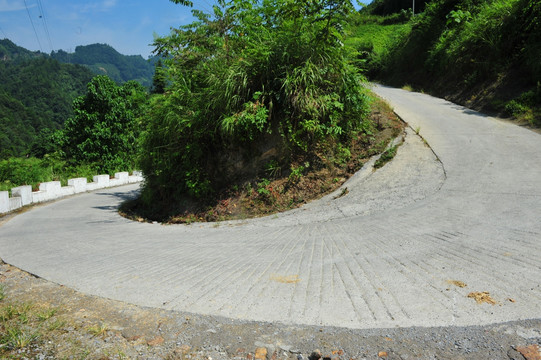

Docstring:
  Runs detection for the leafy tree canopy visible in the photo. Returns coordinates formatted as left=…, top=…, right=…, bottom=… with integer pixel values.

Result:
left=57, top=75, right=147, bottom=173
left=151, top=59, right=167, bottom=94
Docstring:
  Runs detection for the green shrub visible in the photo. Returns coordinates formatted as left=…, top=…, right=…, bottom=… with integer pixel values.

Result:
left=288, top=162, right=309, bottom=183
left=264, top=160, right=281, bottom=179
left=139, top=0, right=372, bottom=210
left=373, top=0, right=541, bottom=91
left=374, top=145, right=398, bottom=169
left=505, top=100, right=529, bottom=117
left=0, top=156, right=106, bottom=192
left=0, top=157, right=52, bottom=190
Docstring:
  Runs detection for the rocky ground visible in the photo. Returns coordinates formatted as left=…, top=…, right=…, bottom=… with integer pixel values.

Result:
left=1, top=259, right=540, bottom=360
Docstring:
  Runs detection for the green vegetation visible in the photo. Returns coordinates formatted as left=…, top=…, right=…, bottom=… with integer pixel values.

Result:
left=0, top=38, right=46, bottom=62
left=0, top=54, right=93, bottom=158
left=0, top=157, right=101, bottom=192
left=0, top=39, right=158, bottom=90
left=0, top=39, right=161, bottom=160
left=0, top=75, right=147, bottom=192
left=0, top=288, right=51, bottom=354
left=0, top=39, right=152, bottom=196
left=138, top=0, right=372, bottom=218
left=374, top=145, right=398, bottom=169
left=51, top=43, right=157, bottom=88
left=359, top=0, right=540, bottom=126
left=346, top=16, right=411, bottom=77
left=367, top=0, right=430, bottom=15
left=57, top=76, right=147, bottom=174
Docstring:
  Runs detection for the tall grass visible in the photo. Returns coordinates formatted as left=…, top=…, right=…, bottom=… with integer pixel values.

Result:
left=427, top=0, right=519, bottom=78
left=346, top=13, right=411, bottom=76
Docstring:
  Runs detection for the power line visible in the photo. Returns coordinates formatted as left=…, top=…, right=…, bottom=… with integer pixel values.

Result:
left=200, top=0, right=214, bottom=14
left=23, top=0, right=43, bottom=52
left=0, top=26, right=7, bottom=39
left=37, top=0, right=54, bottom=51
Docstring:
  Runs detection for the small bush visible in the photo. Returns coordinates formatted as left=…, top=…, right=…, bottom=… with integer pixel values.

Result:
left=288, top=162, right=310, bottom=183
left=374, top=145, right=398, bottom=169
left=0, top=157, right=52, bottom=190
left=505, top=100, right=529, bottom=117
left=0, top=155, right=122, bottom=192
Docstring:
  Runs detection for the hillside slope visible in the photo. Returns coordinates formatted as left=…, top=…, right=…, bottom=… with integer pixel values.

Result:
left=354, top=0, right=540, bottom=126
left=0, top=55, right=93, bottom=158
left=0, top=39, right=157, bottom=88
left=51, top=43, right=156, bottom=88
left=0, top=39, right=46, bottom=62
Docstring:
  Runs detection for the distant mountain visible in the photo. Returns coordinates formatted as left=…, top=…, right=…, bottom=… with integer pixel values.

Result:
left=0, top=39, right=46, bottom=62
left=0, top=39, right=157, bottom=88
left=0, top=40, right=94, bottom=158
left=51, top=43, right=155, bottom=88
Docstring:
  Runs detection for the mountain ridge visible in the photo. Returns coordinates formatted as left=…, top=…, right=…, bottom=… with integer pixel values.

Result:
left=0, top=39, right=156, bottom=88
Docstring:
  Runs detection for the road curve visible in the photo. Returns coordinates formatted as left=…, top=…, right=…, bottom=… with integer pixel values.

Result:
left=1, top=85, right=540, bottom=330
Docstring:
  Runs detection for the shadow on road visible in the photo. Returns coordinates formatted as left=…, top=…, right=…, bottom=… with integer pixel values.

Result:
left=92, top=188, right=140, bottom=211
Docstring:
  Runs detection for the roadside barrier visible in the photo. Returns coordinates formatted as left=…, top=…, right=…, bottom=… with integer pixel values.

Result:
left=0, top=171, right=143, bottom=215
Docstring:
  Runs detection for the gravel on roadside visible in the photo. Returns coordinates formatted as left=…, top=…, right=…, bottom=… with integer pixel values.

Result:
left=1, top=260, right=540, bottom=360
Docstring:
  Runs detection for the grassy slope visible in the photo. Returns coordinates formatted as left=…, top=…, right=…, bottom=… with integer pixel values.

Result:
left=345, top=16, right=411, bottom=78
left=351, top=0, right=540, bottom=127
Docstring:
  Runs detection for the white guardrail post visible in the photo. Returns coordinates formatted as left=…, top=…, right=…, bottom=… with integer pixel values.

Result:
left=0, top=171, right=143, bottom=215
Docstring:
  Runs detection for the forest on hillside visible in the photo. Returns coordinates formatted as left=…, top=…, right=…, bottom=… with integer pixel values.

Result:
left=0, top=40, right=156, bottom=87
left=0, top=57, right=93, bottom=158
left=50, top=43, right=156, bottom=88
left=0, top=39, right=159, bottom=159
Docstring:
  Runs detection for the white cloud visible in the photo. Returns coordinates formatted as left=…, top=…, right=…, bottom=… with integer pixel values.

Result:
left=102, top=0, right=117, bottom=9
left=0, top=0, right=33, bottom=12
left=79, top=0, right=117, bottom=13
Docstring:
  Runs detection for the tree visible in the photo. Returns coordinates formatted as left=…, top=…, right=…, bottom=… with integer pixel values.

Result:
left=151, top=59, right=167, bottom=94
left=58, top=75, right=147, bottom=173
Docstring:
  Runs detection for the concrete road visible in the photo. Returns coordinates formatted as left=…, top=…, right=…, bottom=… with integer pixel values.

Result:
left=1, top=85, right=540, bottom=330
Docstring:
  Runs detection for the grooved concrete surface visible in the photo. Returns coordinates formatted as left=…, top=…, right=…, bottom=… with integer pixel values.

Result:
left=1, top=85, right=541, bottom=330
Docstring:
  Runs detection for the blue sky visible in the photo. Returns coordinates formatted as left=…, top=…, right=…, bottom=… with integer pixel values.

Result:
left=0, top=0, right=368, bottom=58
left=0, top=0, right=197, bottom=58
